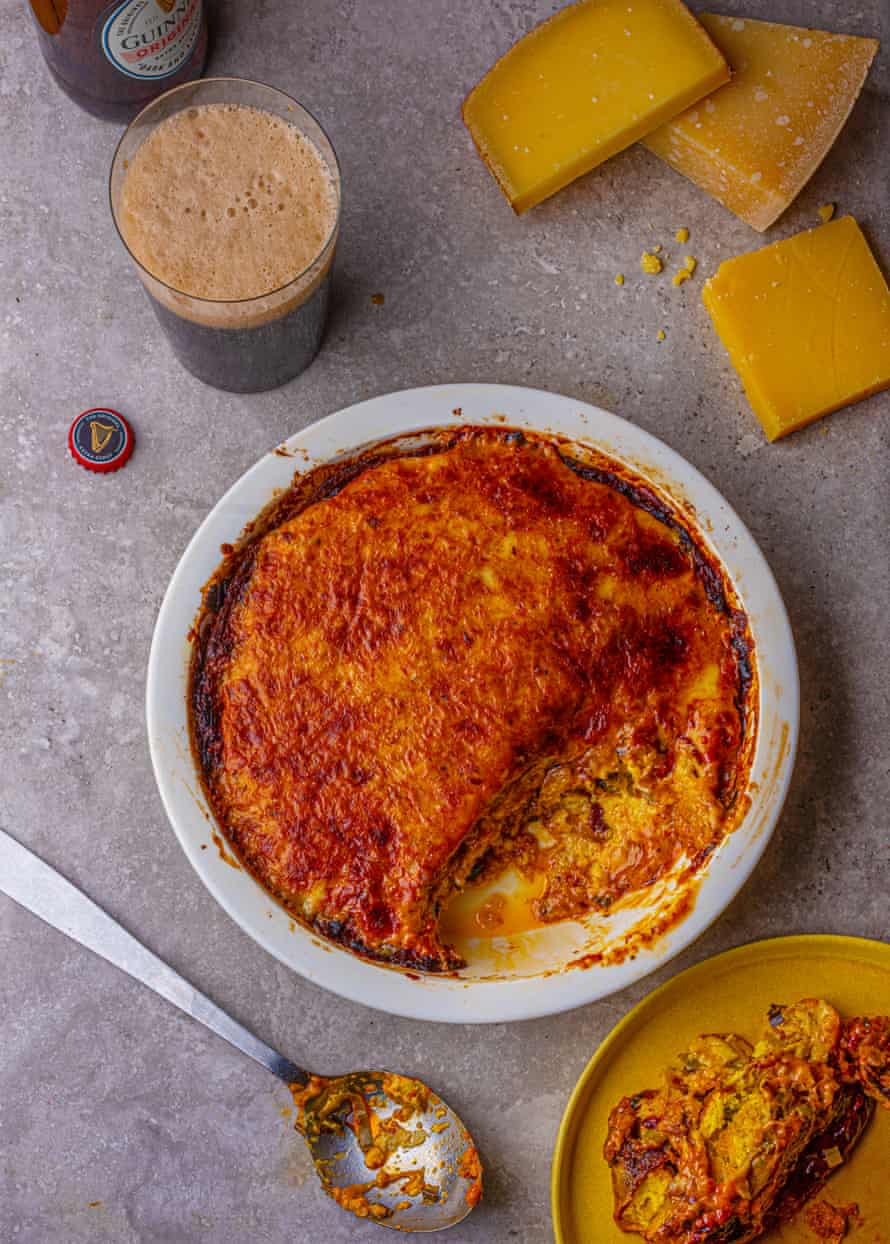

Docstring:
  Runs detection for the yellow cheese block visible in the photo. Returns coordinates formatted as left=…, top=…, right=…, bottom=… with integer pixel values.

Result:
left=702, top=215, right=890, bottom=441
left=462, top=0, right=729, bottom=214
left=643, top=15, right=878, bottom=231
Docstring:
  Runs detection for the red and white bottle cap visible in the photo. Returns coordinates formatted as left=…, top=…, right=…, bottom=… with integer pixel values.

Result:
left=68, top=408, right=134, bottom=474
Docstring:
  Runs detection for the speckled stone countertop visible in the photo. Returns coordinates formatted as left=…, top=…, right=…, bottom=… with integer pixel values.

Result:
left=1, top=1, right=888, bottom=1240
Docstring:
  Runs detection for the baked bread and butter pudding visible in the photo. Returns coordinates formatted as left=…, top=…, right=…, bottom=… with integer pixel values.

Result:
left=604, top=999, right=890, bottom=1242
left=191, top=426, right=756, bottom=972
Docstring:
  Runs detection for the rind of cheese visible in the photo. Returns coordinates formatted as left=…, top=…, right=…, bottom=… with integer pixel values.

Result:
left=462, top=0, right=729, bottom=214
left=643, top=15, right=878, bottom=231
left=702, top=215, right=890, bottom=441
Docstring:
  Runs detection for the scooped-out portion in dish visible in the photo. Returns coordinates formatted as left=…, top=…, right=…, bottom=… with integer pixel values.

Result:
left=190, top=425, right=756, bottom=972
left=604, top=998, right=890, bottom=1242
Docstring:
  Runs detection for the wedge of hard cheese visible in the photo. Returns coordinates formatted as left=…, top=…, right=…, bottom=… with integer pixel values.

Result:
left=462, top=0, right=729, bottom=214
left=644, top=15, right=879, bottom=231
left=703, top=216, right=890, bottom=441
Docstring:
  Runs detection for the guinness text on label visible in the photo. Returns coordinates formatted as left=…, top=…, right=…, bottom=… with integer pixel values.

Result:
left=101, top=0, right=203, bottom=81
left=27, top=0, right=206, bottom=119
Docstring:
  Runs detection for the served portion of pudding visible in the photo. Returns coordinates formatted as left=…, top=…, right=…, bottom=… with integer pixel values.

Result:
left=191, top=426, right=755, bottom=971
left=605, top=999, right=890, bottom=1242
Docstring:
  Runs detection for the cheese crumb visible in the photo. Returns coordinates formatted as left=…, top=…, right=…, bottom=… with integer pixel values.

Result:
left=652, top=243, right=662, bottom=253
left=675, top=226, right=689, bottom=243
left=656, top=329, right=666, bottom=341
left=614, top=273, right=625, bottom=286
left=818, top=202, right=836, bottom=223
left=672, top=256, right=697, bottom=287
left=640, top=251, right=663, bottom=274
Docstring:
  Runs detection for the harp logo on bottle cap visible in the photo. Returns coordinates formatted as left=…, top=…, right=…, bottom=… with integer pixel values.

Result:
left=68, top=408, right=134, bottom=474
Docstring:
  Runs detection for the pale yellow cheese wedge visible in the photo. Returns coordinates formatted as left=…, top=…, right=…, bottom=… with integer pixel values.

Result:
left=702, top=215, right=890, bottom=441
left=644, top=15, right=878, bottom=231
left=462, top=0, right=729, bottom=214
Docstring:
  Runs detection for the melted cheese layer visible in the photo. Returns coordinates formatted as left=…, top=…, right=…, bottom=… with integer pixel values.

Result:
left=192, top=429, right=754, bottom=971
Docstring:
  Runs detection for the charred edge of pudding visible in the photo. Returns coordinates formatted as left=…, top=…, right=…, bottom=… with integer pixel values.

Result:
left=769, top=1084, right=874, bottom=1226
left=244, top=437, right=458, bottom=546
left=188, top=426, right=757, bottom=969
left=313, top=917, right=461, bottom=975
left=190, top=544, right=258, bottom=780
left=302, top=764, right=535, bottom=973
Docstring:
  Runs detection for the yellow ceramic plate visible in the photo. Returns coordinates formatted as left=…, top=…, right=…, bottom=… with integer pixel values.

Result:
left=552, top=935, right=890, bottom=1244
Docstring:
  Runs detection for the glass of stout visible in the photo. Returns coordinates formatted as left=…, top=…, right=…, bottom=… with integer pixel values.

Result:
left=109, top=78, right=341, bottom=393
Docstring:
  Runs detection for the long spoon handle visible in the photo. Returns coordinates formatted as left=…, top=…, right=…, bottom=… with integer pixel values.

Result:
left=0, top=827, right=308, bottom=1086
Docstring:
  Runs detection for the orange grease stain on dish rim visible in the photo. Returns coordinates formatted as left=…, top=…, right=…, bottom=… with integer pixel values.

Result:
left=565, top=876, right=702, bottom=973
left=210, top=828, right=241, bottom=869
left=442, top=861, right=706, bottom=978
left=743, top=720, right=790, bottom=851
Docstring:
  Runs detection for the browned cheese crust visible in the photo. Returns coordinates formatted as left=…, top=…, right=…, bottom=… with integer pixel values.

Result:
left=191, top=427, right=755, bottom=970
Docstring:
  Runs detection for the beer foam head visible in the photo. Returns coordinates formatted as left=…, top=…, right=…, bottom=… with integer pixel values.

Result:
left=118, top=104, right=338, bottom=304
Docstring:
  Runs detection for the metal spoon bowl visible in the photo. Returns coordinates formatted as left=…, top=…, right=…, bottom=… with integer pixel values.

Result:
left=0, top=829, right=481, bottom=1233
left=297, top=1070, right=481, bottom=1231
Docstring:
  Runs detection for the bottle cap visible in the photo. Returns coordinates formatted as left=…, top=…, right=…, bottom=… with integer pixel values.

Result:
left=68, top=408, right=134, bottom=474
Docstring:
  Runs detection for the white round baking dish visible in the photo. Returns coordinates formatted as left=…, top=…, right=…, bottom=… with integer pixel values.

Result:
left=146, top=384, right=798, bottom=1023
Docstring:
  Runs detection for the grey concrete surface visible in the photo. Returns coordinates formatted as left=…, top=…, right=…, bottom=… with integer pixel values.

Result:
left=1, top=1, right=888, bottom=1241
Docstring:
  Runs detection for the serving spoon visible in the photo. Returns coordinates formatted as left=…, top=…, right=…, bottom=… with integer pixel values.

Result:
left=0, top=828, right=481, bottom=1232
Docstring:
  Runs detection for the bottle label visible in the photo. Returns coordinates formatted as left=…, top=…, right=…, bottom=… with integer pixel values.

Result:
left=100, top=0, right=202, bottom=81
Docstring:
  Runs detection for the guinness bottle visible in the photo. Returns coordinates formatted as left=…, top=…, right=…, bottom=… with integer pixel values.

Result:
left=28, top=0, right=207, bottom=121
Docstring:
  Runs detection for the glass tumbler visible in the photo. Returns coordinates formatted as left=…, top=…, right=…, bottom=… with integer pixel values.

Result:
left=109, top=77, right=341, bottom=393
